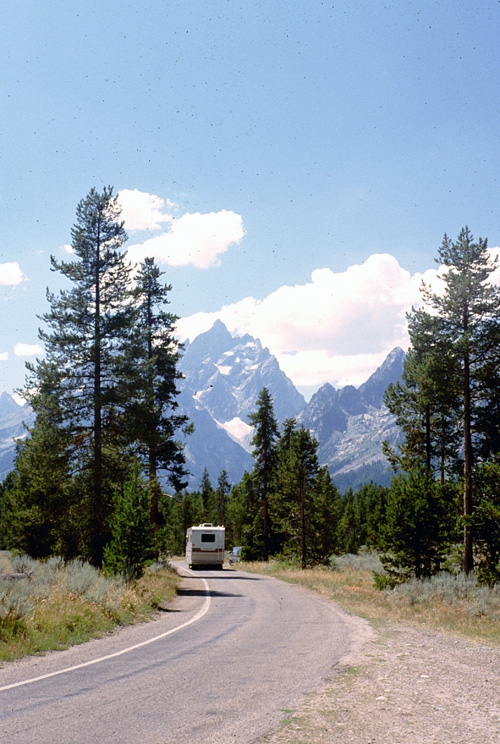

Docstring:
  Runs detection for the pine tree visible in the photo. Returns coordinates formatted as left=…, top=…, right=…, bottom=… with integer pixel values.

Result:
left=386, top=228, right=500, bottom=574
left=214, top=470, right=230, bottom=525
left=22, top=187, right=136, bottom=564
left=312, top=467, right=343, bottom=561
left=179, top=491, right=204, bottom=546
left=249, top=387, right=279, bottom=560
left=2, top=412, right=82, bottom=559
left=157, top=490, right=204, bottom=557
left=342, top=482, right=390, bottom=552
left=103, top=465, right=156, bottom=581
left=126, top=257, right=191, bottom=524
left=384, top=309, right=460, bottom=481
left=338, top=488, right=361, bottom=554
left=424, top=229, right=500, bottom=573
left=232, top=470, right=263, bottom=560
left=199, top=468, right=214, bottom=519
left=470, top=462, right=500, bottom=586
left=0, top=475, right=7, bottom=549
left=375, top=466, right=457, bottom=586
left=225, top=473, right=250, bottom=549
left=274, top=422, right=320, bottom=567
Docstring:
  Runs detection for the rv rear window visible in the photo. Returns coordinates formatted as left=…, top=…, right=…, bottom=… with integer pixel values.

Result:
left=201, top=533, right=216, bottom=543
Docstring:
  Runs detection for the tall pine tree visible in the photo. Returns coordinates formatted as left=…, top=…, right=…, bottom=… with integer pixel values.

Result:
left=387, top=228, right=500, bottom=574
left=126, top=257, right=190, bottom=525
left=248, top=387, right=279, bottom=560
left=274, top=422, right=320, bottom=568
left=22, top=187, right=136, bottom=564
left=426, top=229, right=500, bottom=573
left=384, top=308, right=460, bottom=481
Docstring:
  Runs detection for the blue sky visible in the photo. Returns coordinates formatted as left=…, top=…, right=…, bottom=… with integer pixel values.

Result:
left=1, top=0, right=500, bottom=399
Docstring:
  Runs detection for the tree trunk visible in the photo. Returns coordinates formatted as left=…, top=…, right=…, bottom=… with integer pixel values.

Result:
left=300, top=475, right=306, bottom=569
left=93, top=211, right=103, bottom=565
left=149, top=449, right=159, bottom=530
left=439, top=418, right=446, bottom=486
left=146, top=290, right=159, bottom=529
left=263, top=493, right=269, bottom=561
left=262, top=448, right=269, bottom=561
left=425, top=404, right=431, bottom=473
left=463, top=349, right=474, bottom=574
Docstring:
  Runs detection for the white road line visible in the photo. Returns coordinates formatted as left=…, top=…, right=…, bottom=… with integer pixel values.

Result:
left=0, top=570, right=210, bottom=693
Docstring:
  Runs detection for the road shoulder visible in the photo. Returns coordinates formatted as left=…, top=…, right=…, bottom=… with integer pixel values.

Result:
left=256, top=620, right=500, bottom=744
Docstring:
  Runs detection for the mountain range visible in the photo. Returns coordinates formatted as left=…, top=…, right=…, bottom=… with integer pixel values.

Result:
left=0, top=321, right=405, bottom=491
left=297, top=347, right=405, bottom=490
left=0, top=392, right=34, bottom=482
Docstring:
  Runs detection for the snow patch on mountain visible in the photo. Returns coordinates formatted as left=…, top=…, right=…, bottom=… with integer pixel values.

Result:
left=216, top=416, right=253, bottom=452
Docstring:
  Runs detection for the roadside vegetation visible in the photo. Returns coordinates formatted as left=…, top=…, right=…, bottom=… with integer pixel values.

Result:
left=0, top=552, right=178, bottom=663
left=243, top=552, right=500, bottom=646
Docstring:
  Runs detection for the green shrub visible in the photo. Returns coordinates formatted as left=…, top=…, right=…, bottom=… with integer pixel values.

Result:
left=103, top=467, right=156, bottom=582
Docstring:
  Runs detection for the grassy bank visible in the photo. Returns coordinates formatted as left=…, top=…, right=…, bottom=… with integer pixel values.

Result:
left=243, top=552, right=500, bottom=645
left=0, top=552, right=178, bottom=663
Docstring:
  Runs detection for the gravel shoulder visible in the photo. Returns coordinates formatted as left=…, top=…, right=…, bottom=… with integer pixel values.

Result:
left=255, top=617, right=500, bottom=744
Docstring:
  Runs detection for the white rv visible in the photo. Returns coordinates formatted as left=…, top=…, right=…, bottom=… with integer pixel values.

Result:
left=186, top=523, right=225, bottom=569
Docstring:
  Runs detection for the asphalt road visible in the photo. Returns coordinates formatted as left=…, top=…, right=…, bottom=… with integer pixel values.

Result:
left=0, top=565, right=359, bottom=744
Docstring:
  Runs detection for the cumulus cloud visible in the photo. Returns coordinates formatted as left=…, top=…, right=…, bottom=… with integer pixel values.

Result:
left=118, top=189, right=173, bottom=232
left=0, top=352, right=8, bottom=361
left=177, top=253, right=443, bottom=389
left=127, top=209, right=245, bottom=269
left=116, top=188, right=245, bottom=269
left=14, top=343, right=43, bottom=357
left=0, top=262, right=25, bottom=286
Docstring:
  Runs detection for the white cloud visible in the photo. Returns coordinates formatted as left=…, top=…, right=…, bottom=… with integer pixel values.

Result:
left=117, top=189, right=173, bottom=232
left=177, top=253, right=443, bottom=389
left=117, top=189, right=245, bottom=269
left=127, top=209, right=245, bottom=269
left=14, top=343, right=43, bottom=357
left=278, top=349, right=397, bottom=389
left=0, top=352, right=8, bottom=361
left=62, top=244, right=74, bottom=254
left=0, top=262, right=25, bottom=286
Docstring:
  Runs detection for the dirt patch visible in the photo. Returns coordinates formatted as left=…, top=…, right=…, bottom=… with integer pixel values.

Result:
left=256, top=620, right=500, bottom=743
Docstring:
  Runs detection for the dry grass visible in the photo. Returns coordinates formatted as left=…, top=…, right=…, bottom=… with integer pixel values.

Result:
left=0, top=553, right=179, bottom=662
left=243, top=552, right=500, bottom=645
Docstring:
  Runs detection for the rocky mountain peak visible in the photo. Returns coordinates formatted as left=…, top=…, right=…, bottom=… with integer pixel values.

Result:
left=180, top=321, right=304, bottom=425
left=359, top=346, right=405, bottom=408
left=177, top=322, right=305, bottom=486
left=0, top=392, right=23, bottom=416
left=183, top=319, right=235, bottom=366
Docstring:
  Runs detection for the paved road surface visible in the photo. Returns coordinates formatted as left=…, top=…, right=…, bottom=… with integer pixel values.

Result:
left=0, top=565, right=360, bottom=744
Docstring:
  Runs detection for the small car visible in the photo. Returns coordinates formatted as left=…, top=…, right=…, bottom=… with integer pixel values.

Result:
left=228, top=546, right=242, bottom=565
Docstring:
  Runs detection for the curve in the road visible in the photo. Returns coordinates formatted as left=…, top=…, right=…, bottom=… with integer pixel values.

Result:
left=0, top=569, right=210, bottom=693
left=0, top=565, right=363, bottom=744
